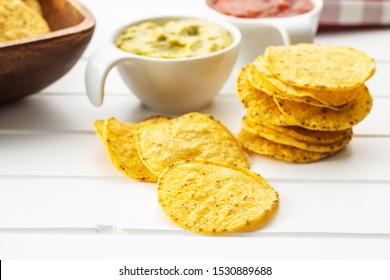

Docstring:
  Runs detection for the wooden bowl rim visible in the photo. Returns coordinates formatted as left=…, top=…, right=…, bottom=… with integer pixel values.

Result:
left=0, top=0, right=95, bottom=49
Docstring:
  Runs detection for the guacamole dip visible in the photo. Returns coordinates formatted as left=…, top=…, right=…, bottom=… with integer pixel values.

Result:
left=116, top=19, right=233, bottom=58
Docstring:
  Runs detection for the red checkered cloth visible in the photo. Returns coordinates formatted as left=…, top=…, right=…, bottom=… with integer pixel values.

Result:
left=320, top=0, right=390, bottom=27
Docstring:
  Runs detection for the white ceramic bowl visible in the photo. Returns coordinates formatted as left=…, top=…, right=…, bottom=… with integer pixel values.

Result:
left=203, top=0, right=323, bottom=67
left=85, top=16, right=241, bottom=114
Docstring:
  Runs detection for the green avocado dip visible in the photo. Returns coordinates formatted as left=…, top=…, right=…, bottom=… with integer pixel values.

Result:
left=116, top=19, right=233, bottom=58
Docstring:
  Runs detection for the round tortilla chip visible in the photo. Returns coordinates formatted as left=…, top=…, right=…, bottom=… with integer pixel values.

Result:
left=242, top=117, right=352, bottom=153
left=0, top=0, right=50, bottom=42
left=264, top=44, right=376, bottom=91
left=238, top=129, right=332, bottom=163
left=274, top=85, right=373, bottom=131
left=243, top=116, right=352, bottom=144
left=157, top=160, right=279, bottom=234
left=248, top=62, right=346, bottom=110
left=137, top=112, right=250, bottom=177
left=254, top=56, right=359, bottom=106
left=102, top=117, right=169, bottom=182
left=236, top=66, right=299, bottom=127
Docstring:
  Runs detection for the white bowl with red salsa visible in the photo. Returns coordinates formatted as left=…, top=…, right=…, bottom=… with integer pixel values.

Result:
left=207, top=0, right=315, bottom=19
left=204, top=0, right=323, bottom=66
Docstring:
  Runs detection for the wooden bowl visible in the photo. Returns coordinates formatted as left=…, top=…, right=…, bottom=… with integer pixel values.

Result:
left=0, top=0, right=95, bottom=103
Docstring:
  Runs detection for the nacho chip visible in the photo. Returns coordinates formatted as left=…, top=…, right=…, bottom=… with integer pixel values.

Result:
left=137, top=112, right=250, bottom=177
left=264, top=44, right=376, bottom=91
left=102, top=117, right=168, bottom=182
left=242, top=117, right=352, bottom=153
left=23, top=0, right=43, bottom=15
left=274, top=85, right=373, bottom=131
left=248, top=62, right=346, bottom=110
left=157, top=160, right=279, bottom=234
left=93, top=120, right=104, bottom=141
left=0, top=0, right=50, bottom=42
left=236, top=66, right=299, bottom=127
left=243, top=115, right=352, bottom=144
left=254, top=56, right=359, bottom=106
left=238, top=129, right=331, bottom=163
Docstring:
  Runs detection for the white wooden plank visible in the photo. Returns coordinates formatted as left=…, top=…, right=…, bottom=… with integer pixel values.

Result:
left=353, top=96, right=390, bottom=136
left=0, top=95, right=245, bottom=133
left=0, top=94, right=388, bottom=135
left=0, top=133, right=118, bottom=177
left=0, top=177, right=159, bottom=229
left=315, top=29, right=390, bottom=61
left=0, top=133, right=389, bottom=180
left=365, top=63, right=390, bottom=97
left=250, top=137, right=390, bottom=181
left=1, top=231, right=390, bottom=259
left=1, top=177, right=390, bottom=234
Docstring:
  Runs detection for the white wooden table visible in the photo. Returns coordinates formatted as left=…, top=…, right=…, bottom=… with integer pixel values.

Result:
left=1, top=0, right=390, bottom=259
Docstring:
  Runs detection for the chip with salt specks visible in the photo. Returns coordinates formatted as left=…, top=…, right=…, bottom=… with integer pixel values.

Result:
left=137, top=112, right=250, bottom=177
left=248, top=61, right=348, bottom=110
left=157, top=160, right=279, bottom=234
left=241, top=117, right=352, bottom=153
left=264, top=44, right=376, bottom=91
left=254, top=56, right=359, bottom=107
left=236, top=66, right=299, bottom=127
left=248, top=63, right=329, bottom=108
left=238, top=129, right=331, bottom=163
left=242, top=115, right=353, bottom=145
left=274, top=85, right=373, bottom=131
left=101, top=116, right=169, bottom=183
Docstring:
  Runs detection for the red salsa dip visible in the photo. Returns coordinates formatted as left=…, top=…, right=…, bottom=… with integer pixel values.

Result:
left=208, top=0, right=314, bottom=18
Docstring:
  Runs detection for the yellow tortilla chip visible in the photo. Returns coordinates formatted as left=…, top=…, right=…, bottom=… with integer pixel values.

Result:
left=264, top=44, right=376, bottom=92
left=254, top=56, right=359, bottom=106
left=242, top=117, right=352, bottom=153
left=248, top=62, right=346, bottom=110
left=238, top=129, right=332, bottom=163
left=93, top=120, right=104, bottom=141
left=0, top=0, right=50, bottom=42
left=22, top=0, right=43, bottom=15
left=274, top=85, right=373, bottom=131
left=137, top=112, right=250, bottom=177
left=102, top=117, right=169, bottom=182
left=236, top=66, right=299, bottom=127
left=243, top=116, right=352, bottom=144
left=157, top=160, right=279, bottom=234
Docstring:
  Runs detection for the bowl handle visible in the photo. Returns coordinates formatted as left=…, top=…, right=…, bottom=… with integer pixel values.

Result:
left=85, top=44, right=134, bottom=106
left=273, top=16, right=315, bottom=45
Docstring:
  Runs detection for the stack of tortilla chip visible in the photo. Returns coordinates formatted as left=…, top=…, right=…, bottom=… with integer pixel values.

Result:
left=236, top=44, right=376, bottom=163
left=0, top=0, right=50, bottom=42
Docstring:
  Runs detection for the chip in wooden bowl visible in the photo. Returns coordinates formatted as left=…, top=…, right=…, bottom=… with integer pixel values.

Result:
left=0, top=0, right=95, bottom=103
